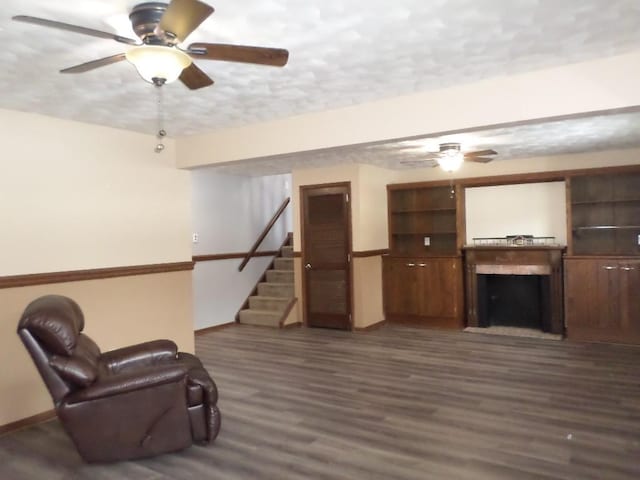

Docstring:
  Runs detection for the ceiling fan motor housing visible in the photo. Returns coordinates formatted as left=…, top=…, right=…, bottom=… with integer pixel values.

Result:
left=129, top=2, right=174, bottom=44
left=439, top=142, right=461, bottom=154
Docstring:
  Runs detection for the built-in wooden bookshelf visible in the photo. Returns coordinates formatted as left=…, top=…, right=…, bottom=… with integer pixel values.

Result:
left=384, top=183, right=463, bottom=329
left=566, top=169, right=640, bottom=344
left=387, top=184, right=460, bottom=255
left=569, top=172, right=640, bottom=256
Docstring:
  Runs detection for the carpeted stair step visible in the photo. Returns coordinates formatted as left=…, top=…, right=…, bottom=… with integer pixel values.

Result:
left=281, top=246, right=294, bottom=258
left=257, top=282, right=294, bottom=298
left=266, top=270, right=294, bottom=284
left=248, top=295, right=289, bottom=313
left=273, top=258, right=294, bottom=271
left=238, top=309, right=281, bottom=327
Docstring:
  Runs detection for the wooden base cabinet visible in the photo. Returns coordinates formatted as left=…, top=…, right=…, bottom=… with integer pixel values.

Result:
left=565, top=257, right=640, bottom=344
left=383, top=256, right=463, bottom=329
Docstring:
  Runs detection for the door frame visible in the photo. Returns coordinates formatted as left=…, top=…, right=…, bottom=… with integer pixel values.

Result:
left=300, top=181, right=354, bottom=330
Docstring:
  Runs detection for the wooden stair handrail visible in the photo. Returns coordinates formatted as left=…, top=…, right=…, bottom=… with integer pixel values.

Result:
left=238, top=197, right=290, bottom=272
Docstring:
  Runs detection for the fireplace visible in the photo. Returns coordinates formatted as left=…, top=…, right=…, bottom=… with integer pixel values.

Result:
left=464, top=246, right=565, bottom=334
left=476, top=274, right=550, bottom=330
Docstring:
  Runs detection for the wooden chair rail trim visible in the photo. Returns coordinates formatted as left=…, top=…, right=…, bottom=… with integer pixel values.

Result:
left=352, top=249, right=390, bottom=258
left=239, top=197, right=291, bottom=272
left=193, top=251, right=278, bottom=263
left=0, top=261, right=194, bottom=289
left=293, top=249, right=389, bottom=259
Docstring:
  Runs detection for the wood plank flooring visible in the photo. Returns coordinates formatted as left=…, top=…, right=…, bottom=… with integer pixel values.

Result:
left=1, top=324, right=639, bottom=479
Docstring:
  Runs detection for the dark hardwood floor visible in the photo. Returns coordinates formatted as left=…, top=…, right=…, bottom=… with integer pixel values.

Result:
left=1, top=324, right=640, bottom=479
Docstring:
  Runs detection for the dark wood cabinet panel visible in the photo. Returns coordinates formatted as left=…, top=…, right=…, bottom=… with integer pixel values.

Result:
left=565, top=258, right=640, bottom=344
left=383, top=256, right=463, bottom=328
left=383, top=257, right=422, bottom=317
left=569, top=172, right=640, bottom=256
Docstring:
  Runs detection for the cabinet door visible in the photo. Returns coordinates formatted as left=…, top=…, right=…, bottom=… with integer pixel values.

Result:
left=620, top=261, right=640, bottom=339
left=420, top=258, right=459, bottom=319
left=383, top=257, right=421, bottom=316
left=383, top=257, right=462, bottom=328
left=565, top=259, right=628, bottom=342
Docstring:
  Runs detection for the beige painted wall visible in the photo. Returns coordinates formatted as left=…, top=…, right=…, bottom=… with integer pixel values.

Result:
left=465, top=182, right=567, bottom=245
left=355, top=164, right=390, bottom=252
left=352, top=256, right=384, bottom=329
left=178, top=51, right=640, bottom=168
left=0, top=109, right=194, bottom=427
left=0, top=109, right=191, bottom=276
left=1, top=271, right=194, bottom=426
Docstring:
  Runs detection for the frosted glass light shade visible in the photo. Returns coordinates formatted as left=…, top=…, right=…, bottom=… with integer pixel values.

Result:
left=126, top=45, right=192, bottom=84
left=437, top=151, right=464, bottom=172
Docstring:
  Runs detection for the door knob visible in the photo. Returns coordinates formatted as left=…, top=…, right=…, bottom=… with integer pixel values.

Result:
left=305, top=263, right=312, bottom=270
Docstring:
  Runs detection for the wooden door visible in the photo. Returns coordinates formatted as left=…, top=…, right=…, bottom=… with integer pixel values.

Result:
left=301, top=184, right=352, bottom=329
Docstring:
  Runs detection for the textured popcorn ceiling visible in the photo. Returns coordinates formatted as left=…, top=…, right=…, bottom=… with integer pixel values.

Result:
left=2, top=0, right=640, bottom=172
left=210, top=110, right=640, bottom=175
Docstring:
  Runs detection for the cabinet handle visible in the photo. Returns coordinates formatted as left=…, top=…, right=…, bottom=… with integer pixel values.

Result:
left=620, top=266, right=635, bottom=271
left=418, top=263, right=426, bottom=267
left=406, top=263, right=416, bottom=267
left=602, top=266, right=617, bottom=270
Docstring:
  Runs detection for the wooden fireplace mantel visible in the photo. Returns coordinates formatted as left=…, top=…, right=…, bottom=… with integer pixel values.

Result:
left=463, top=245, right=566, bottom=334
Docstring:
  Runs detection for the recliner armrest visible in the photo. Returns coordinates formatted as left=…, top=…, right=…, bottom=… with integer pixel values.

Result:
left=64, top=364, right=188, bottom=404
left=100, top=339, right=178, bottom=373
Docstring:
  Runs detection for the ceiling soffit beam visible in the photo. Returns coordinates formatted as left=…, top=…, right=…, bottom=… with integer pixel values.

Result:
left=177, top=51, right=640, bottom=169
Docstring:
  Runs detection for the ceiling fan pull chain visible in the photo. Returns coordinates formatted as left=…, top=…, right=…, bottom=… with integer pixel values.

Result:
left=155, top=84, right=167, bottom=153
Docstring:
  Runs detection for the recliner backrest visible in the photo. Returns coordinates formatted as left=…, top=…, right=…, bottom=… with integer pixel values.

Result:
left=18, top=295, right=101, bottom=404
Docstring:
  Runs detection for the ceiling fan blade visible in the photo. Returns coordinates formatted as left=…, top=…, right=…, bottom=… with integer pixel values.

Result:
left=465, top=157, right=494, bottom=163
left=60, top=53, right=127, bottom=74
left=188, top=43, right=289, bottom=67
left=180, top=63, right=214, bottom=90
left=159, top=0, right=214, bottom=43
left=12, top=15, right=138, bottom=45
left=464, top=149, right=497, bottom=157
left=399, top=159, right=438, bottom=167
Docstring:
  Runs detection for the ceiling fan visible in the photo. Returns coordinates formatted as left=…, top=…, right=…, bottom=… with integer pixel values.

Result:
left=12, top=0, right=289, bottom=90
left=401, top=142, right=498, bottom=171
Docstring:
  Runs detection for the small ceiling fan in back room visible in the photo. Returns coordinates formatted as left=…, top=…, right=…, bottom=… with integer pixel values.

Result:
left=13, top=0, right=290, bottom=89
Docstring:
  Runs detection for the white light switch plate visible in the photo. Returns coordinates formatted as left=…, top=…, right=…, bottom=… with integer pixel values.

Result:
left=424, top=236, right=430, bottom=246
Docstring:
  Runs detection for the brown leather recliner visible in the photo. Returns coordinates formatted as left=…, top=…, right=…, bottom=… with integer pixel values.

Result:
left=17, top=295, right=221, bottom=463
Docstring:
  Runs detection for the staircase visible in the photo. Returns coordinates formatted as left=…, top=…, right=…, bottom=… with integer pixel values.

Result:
left=238, top=240, right=295, bottom=328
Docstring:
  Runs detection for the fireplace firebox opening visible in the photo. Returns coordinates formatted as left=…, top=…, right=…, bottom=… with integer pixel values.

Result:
left=476, top=274, right=552, bottom=331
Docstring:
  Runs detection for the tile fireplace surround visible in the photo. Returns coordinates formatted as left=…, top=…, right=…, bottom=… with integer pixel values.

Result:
left=463, top=246, right=565, bottom=335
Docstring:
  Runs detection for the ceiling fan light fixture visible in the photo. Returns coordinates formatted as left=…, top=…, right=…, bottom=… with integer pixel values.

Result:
left=437, top=144, right=464, bottom=172
left=125, top=45, right=192, bottom=84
